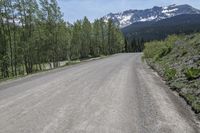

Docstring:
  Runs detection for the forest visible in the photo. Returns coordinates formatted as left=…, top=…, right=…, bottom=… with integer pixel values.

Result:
left=124, top=38, right=144, bottom=52
left=0, top=0, right=125, bottom=79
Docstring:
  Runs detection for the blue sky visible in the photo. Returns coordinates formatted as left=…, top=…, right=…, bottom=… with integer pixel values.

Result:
left=57, top=0, right=200, bottom=23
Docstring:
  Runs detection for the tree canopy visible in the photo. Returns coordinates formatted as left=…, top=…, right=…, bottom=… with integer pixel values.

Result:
left=0, top=0, right=125, bottom=79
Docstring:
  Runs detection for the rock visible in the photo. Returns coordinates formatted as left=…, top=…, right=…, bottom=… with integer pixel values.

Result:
left=195, top=89, right=200, bottom=96
left=180, top=88, right=189, bottom=94
left=192, top=55, right=200, bottom=63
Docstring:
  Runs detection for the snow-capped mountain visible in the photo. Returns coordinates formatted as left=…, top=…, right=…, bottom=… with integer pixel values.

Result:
left=102, top=4, right=200, bottom=28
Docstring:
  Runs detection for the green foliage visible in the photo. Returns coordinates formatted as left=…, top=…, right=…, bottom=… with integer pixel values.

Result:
left=181, top=49, right=188, bottom=57
left=184, top=94, right=196, bottom=104
left=185, top=68, right=200, bottom=80
left=81, top=17, right=91, bottom=58
left=144, top=33, right=200, bottom=114
left=143, top=35, right=180, bottom=60
left=164, top=67, right=177, bottom=81
left=192, top=102, right=200, bottom=113
left=106, top=19, right=124, bottom=54
left=143, top=41, right=161, bottom=58
left=170, top=81, right=185, bottom=91
left=0, top=1, right=124, bottom=79
left=183, top=94, right=200, bottom=113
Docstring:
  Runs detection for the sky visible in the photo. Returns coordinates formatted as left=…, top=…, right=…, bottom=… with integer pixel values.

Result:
left=57, top=0, right=200, bottom=23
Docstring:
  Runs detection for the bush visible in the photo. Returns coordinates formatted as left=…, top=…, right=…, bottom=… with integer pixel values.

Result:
left=181, top=49, right=187, bottom=57
left=185, top=94, right=196, bottom=104
left=185, top=68, right=200, bottom=80
left=182, top=93, right=200, bottom=113
left=192, top=102, right=200, bottom=113
left=143, top=41, right=162, bottom=58
left=158, top=46, right=172, bottom=59
left=164, top=67, right=177, bottom=81
left=143, top=35, right=180, bottom=60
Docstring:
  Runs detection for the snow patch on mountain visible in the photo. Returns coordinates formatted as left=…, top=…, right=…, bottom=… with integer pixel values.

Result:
left=162, top=8, right=178, bottom=13
left=140, top=16, right=157, bottom=22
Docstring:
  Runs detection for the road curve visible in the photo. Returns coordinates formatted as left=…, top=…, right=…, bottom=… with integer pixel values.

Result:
left=0, top=53, right=199, bottom=133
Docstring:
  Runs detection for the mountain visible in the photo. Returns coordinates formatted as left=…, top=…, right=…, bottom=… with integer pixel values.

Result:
left=102, top=4, right=200, bottom=28
left=122, top=14, right=200, bottom=41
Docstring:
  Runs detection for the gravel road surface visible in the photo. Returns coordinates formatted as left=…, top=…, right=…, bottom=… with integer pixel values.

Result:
left=0, top=53, right=199, bottom=133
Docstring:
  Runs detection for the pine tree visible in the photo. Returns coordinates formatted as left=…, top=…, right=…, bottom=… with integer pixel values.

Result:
left=71, top=20, right=82, bottom=60
left=99, top=18, right=108, bottom=55
left=81, top=17, right=91, bottom=58
left=92, top=19, right=101, bottom=57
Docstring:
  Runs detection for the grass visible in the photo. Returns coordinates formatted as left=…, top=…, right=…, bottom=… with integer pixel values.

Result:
left=164, top=67, right=177, bottom=81
left=65, top=60, right=81, bottom=65
left=185, top=68, right=200, bottom=80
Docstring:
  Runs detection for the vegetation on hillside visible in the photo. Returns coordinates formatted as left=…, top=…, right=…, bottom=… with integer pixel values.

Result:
left=0, top=0, right=124, bottom=80
left=144, top=34, right=200, bottom=117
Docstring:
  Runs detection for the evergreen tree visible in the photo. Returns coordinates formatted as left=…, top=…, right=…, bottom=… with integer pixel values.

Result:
left=99, top=18, right=108, bottom=55
left=71, top=20, right=82, bottom=60
left=81, top=17, right=91, bottom=58
left=92, top=19, right=101, bottom=57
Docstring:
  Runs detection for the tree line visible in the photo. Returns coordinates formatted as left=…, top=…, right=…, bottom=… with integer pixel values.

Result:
left=124, top=38, right=144, bottom=52
left=0, top=0, right=125, bottom=79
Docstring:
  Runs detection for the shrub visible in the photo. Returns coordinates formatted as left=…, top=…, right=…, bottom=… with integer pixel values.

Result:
left=143, top=41, right=162, bottom=58
left=181, top=50, right=187, bottom=57
left=164, top=67, right=177, bottom=81
left=185, top=68, right=200, bottom=80
left=192, top=102, right=200, bottom=113
left=143, top=35, right=180, bottom=60
left=158, top=46, right=172, bottom=59
left=185, top=94, right=196, bottom=104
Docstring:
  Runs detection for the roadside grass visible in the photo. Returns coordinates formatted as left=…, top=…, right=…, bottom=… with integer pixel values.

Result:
left=143, top=33, right=200, bottom=116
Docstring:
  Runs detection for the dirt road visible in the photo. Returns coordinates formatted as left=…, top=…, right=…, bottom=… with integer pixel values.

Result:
left=0, top=53, right=199, bottom=133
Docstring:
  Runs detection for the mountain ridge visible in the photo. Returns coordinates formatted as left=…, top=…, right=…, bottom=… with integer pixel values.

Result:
left=121, top=14, right=200, bottom=41
left=102, top=4, right=200, bottom=28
